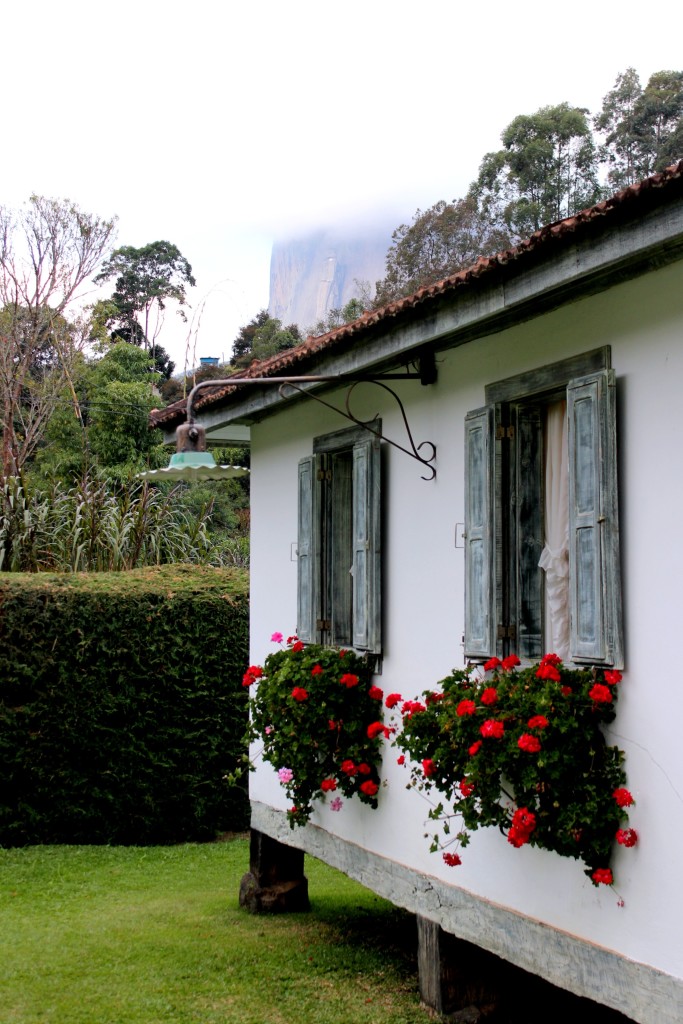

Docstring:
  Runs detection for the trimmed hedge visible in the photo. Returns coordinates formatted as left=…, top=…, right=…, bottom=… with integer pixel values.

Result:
left=0, top=565, right=249, bottom=845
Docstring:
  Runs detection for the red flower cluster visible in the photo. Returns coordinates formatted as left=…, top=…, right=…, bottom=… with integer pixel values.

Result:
left=385, top=692, right=402, bottom=709
left=501, top=654, right=521, bottom=671
left=359, top=779, right=378, bottom=797
left=358, top=762, right=371, bottom=775
left=311, top=664, right=324, bottom=676
left=536, top=653, right=562, bottom=681
left=340, top=673, right=359, bottom=688
left=527, top=715, right=549, bottom=730
left=591, top=868, right=613, bottom=886
left=589, top=683, right=613, bottom=704
left=613, top=788, right=634, bottom=807
left=396, top=755, right=405, bottom=765
left=483, top=657, right=501, bottom=671
left=443, top=852, right=462, bottom=866
left=425, top=691, right=445, bottom=705
left=604, top=670, right=622, bottom=685
left=422, top=758, right=436, bottom=778
left=291, top=641, right=305, bottom=653
left=456, top=699, right=476, bottom=717
left=367, top=721, right=385, bottom=739
left=242, top=665, right=263, bottom=687
left=508, top=806, right=536, bottom=848
left=291, top=687, right=308, bottom=702
left=320, top=778, right=337, bottom=792
left=518, top=733, right=542, bottom=753
left=368, top=685, right=384, bottom=701
left=480, top=719, right=505, bottom=739
left=468, top=740, right=483, bottom=756
left=341, top=759, right=358, bottom=776
left=480, top=687, right=498, bottom=706
left=402, top=700, right=426, bottom=718
left=616, top=828, right=638, bottom=847
left=459, top=778, right=475, bottom=797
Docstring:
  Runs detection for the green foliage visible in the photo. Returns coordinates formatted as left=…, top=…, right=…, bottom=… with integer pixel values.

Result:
left=393, top=655, right=633, bottom=883
left=246, top=638, right=384, bottom=827
left=230, top=309, right=302, bottom=368
left=309, top=297, right=366, bottom=336
left=0, top=565, right=249, bottom=844
left=0, top=475, right=223, bottom=572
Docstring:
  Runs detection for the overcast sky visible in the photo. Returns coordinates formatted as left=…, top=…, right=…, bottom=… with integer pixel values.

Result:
left=3, top=0, right=680, bottom=371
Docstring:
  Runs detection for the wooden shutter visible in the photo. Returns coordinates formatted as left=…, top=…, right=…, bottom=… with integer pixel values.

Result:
left=464, top=406, right=495, bottom=658
left=330, top=451, right=353, bottom=647
left=567, top=369, right=623, bottom=667
left=513, top=404, right=544, bottom=660
left=297, top=455, right=319, bottom=644
left=351, top=437, right=381, bottom=653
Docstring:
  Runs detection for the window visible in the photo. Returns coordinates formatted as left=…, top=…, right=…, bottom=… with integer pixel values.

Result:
left=297, top=424, right=381, bottom=653
left=464, top=348, right=623, bottom=667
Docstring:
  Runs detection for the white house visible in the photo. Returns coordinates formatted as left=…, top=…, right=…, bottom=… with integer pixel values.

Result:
left=154, top=161, right=683, bottom=1023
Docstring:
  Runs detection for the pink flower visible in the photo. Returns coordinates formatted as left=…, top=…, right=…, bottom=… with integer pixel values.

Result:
left=518, top=733, right=541, bottom=753
left=270, top=632, right=284, bottom=643
left=311, top=664, right=324, bottom=676
left=368, top=685, right=384, bottom=701
left=277, top=767, right=293, bottom=784
left=483, top=657, right=501, bottom=671
left=456, top=699, right=476, bottom=717
left=527, top=715, right=549, bottom=730
left=291, top=686, right=308, bottom=702
left=320, top=778, right=337, bottom=792
left=616, top=828, right=638, bottom=848
left=480, top=719, right=504, bottom=739
left=480, top=687, right=498, bottom=706
left=501, top=654, right=520, bottom=671
left=604, top=670, right=622, bottom=685
left=589, top=683, right=613, bottom=704
left=340, top=673, right=359, bottom=688
left=613, top=788, right=634, bottom=807
left=422, top=758, right=436, bottom=778
left=443, top=852, right=462, bottom=866
left=330, top=797, right=343, bottom=812
left=591, top=868, right=613, bottom=886
left=359, top=780, right=379, bottom=797
left=265, top=725, right=274, bottom=735
left=385, top=692, right=402, bottom=709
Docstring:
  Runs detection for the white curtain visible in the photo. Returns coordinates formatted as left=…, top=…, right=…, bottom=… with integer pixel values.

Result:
left=538, top=400, right=570, bottom=660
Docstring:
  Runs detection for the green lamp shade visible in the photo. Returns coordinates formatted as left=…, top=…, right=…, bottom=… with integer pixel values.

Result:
left=137, top=451, right=249, bottom=482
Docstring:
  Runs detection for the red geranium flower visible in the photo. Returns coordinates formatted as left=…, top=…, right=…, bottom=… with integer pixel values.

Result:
left=518, top=733, right=541, bottom=753
left=591, top=868, right=613, bottom=886
left=501, top=654, right=521, bottom=671
left=527, top=715, right=549, bottom=730
left=616, top=828, right=638, bottom=847
left=340, top=673, right=359, bottom=688
left=425, top=691, right=445, bottom=705
left=242, top=665, right=263, bottom=687
left=291, top=641, right=305, bottom=653
left=613, top=788, right=634, bottom=807
left=402, top=700, right=426, bottom=718
left=604, top=670, right=622, bottom=685
left=459, top=778, right=475, bottom=797
left=480, top=719, right=505, bottom=739
left=368, top=686, right=384, bottom=701
left=359, top=780, right=379, bottom=797
left=508, top=806, right=536, bottom=847
left=385, top=692, right=402, bottom=709
left=480, top=687, right=498, bottom=706
left=311, top=664, right=324, bottom=676
left=291, top=686, right=308, bottom=702
left=536, top=664, right=561, bottom=682
left=442, top=852, right=462, bottom=866
left=396, top=755, right=405, bottom=765
left=341, top=759, right=358, bottom=776
left=367, top=721, right=385, bottom=739
left=328, top=719, right=340, bottom=730
left=589, top=683, right=613, bottom=704
left=422, top=758, right=436, bottom=778
left=561, top=685, right=573, bottom=696
left=456, top=699, right=476, bottom=717
left=483, top=657, right=501, bottom=671
left=320, top=778, right=337, bottom=792
left=358, top=762, right=371, bottom=775
left=468, top=740, right=483, bottom=756
left=540, top=653, right=561, bottom=667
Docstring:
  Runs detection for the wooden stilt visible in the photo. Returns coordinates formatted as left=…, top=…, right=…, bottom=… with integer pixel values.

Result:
left=239, top=828, right=310, bottom=914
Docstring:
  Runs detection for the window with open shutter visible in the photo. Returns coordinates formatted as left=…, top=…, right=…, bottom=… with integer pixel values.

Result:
left=464, top=351, right=623, bottom=668
left=297, top=425, right=382, bottom=654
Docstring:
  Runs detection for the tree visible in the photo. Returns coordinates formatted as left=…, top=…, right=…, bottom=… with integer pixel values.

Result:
left=594, top=68, right=645, bottom=189
left=373, top=197, right=511, bottom=306
left=0, top=196, right=117, bottom=477
left=309, top=297, right=366, bottom=336
left=230, top=310, right=302, bottom=368
left=471, top=103, right=601, bottom=240
left=94, top=240, right=196, bottom=357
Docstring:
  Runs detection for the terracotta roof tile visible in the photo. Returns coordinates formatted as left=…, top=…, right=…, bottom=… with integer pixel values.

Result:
left=152, top=160, right=683, bottom=429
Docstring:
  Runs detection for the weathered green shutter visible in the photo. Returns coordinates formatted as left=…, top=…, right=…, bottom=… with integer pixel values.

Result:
left=464, top=406, right=495, bottom=658
left=567, top=369, right=623, bottom=667
left=351, top=437, right=381, bottom=653
left=330, top=451, right=353, bottom=647
left=513, top=404, right=544, bottom=660
left=297, top=455, right=319, bottom=644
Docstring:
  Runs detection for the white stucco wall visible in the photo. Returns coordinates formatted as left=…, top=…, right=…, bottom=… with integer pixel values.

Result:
left=247, top=259, right=683, bottom=1016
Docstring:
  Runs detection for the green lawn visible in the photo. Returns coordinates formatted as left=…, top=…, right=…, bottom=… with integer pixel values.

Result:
left=0, top=837, right=429, bottom=1024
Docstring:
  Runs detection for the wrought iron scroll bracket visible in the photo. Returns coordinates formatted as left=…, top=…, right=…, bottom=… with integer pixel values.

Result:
left=278, top=379, right=437, bottom=481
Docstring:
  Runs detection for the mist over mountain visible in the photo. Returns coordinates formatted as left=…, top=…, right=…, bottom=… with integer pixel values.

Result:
left=268, top=220, right=395, bottom=333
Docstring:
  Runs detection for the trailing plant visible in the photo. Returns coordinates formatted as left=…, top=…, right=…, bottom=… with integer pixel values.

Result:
left=245, top=634, right=387, bottom=827
left=392, top=654, right=635, bottom=886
